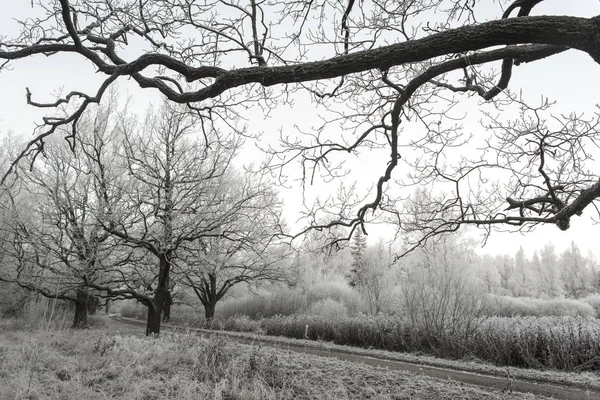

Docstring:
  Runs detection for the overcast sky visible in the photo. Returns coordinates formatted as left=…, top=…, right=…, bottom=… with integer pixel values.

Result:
left=1, top=1, right=599, bottom=259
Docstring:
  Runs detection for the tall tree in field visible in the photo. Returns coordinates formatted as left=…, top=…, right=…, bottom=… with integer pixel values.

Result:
left=180, top=174, right=290, bottom=319
left=90, top=101, right=279, bottom=335
left=0, top=127, right=130, bottom=328
left=359, top=240, right=395, bottom=315
left=2, top=1, right=600, bottom=249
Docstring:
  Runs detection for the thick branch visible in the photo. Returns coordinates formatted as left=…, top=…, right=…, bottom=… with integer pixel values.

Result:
left=554, top=179, right=600, bottom=230
left=1, top=16, right=599, bottom=103
left=400, top=44, right=567, bottom=106
left=165, top=16, right=600, bottom=103
left=83, top=278, right=156, bottom=313
left=0, top=276, right=77, bottom=302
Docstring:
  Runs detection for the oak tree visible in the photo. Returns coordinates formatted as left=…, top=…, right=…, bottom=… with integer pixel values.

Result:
left=1, top=0, right=599, bottom=250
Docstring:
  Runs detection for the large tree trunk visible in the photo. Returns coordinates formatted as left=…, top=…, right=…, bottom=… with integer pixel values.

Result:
left=147, top=288, right=170, bottom=335
left=146, top=298, right=161, bottom=336
left=87, top=295, right=99, bottom=315
left=204, top=301, right=216, bottom=320
left=146, top=253, right=171, bottom=336
left=162, top=290, right=172, bottom=322
left=72, top=289, right=89, bottom=328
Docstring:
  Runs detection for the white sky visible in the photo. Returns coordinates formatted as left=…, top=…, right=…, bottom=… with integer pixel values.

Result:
left=1, top=1, right=599, bottom=259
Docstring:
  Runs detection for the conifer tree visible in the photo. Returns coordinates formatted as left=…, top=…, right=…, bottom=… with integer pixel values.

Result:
left=348, top=229, right=367, bottom=287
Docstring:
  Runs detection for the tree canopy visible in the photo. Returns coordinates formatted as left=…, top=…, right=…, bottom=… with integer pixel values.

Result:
left=1, top=0, right=599, bottom=248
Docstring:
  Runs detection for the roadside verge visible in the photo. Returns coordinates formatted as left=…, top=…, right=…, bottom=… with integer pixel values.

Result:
left=109, top=315, right=600, bottom=400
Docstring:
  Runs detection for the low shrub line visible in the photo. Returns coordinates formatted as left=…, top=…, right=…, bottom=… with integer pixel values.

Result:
left=486, top=295, right=598, bottom=318
left=217, top=314, right=600, bottom=372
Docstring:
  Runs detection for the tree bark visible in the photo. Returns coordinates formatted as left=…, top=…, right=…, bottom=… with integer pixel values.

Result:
left=162, top=290, right=172, bottom=322
left=72, top=289, right=89, bottom=328
left=145, top=253, right=171, bottom=335
left=87, top=295, right=98, bottom=315
left=204, top=301, right=216, bottom=320
left=146, top=293, right=163, bottom=336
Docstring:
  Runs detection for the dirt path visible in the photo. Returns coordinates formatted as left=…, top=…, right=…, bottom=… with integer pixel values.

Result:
left=110, top=316, right=600, bottom=400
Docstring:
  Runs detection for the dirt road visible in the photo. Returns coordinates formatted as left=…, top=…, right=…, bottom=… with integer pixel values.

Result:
left=110, top=316, right=600, bottom=400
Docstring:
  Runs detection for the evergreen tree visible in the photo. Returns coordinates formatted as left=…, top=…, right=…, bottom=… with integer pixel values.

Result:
left=348, top=229, right=367, bottom=287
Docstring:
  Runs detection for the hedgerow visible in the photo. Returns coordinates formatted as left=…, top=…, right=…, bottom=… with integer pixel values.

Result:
left=253, top=314, right=600, bottom=371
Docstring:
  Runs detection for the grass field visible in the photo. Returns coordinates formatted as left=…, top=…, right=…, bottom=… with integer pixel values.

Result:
left=0, top=318, right=555, bottom=400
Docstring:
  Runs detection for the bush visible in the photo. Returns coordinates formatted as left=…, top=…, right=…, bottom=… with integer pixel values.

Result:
left=472, top=316, right=600, bottom=370
left=217, top=288, right=305, bottom=319
left=261, top=315, right=428, bottom=352
left=258, top=314, right=600, bottom=371
left=485, top=295, right=597, bottom=318
left=168, top=305, right=202, bottom=326
left=0, top=298, right=71, bottom=331
left=216, top=282, right=364, bottom=320
left=580, top=294, right=600, bottom=317
left=307, top=298, right=348, bottom=318
left=86, top=315, right=107, bottom=329
left=305, top=281, right=364, bottom=314
left=218, top=315, right=263, bottom=333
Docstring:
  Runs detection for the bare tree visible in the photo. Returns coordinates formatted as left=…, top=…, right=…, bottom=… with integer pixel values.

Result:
left=1, top=0, right=600, bottom=249
left=0, top=129, right=133, bottom=328
left=360, top=241, right=395, bottom=315
left=398, top=234, right=488, bottom=343
left=180, top=173, right=290, bottom=319
left=87, top=100, right=282, bottom=334
left=399, top=94, right=600, bottom=251
left=181, top=205, right=290, bottom=320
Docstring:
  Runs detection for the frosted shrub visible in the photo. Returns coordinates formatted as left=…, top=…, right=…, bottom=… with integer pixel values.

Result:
left=217, top=288, right=305, bottom=319
left=221, top=315, right=262, bottom=333
left=307, top=298, right=348, bottom=318
left=216, top=282, right=364, bottom=319
left=1, top=298, right=70, bottom=330
left=399, top=262, right=487, bottom=341
left=0, top=282, right=33, bottom=318
left=262, top=315, right=428, bottom=352
left=472, top=316, right=600, bottom=370
left=486, top=295, right=597, bottom=318
left=259, top=314, right=600, bottom=371
left=306, top=281, right=364, bottom=314
left=169, top=305, right=202, bottom=326
left=581, top=294, right=600, bottom=317
left=396, top=235, right=489, bottom=346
